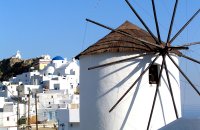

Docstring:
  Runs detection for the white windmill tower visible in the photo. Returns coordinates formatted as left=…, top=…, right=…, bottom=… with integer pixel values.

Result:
left=75, top=0, right=200, bottom=130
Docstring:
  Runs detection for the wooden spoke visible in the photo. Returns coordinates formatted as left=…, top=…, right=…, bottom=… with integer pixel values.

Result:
left=166, top=0, right=178, bottom=44
left=168, top=46, right=189, bottom=50
left=169, top=9, right=200, bottom=44
left=125, top=0, right=160, bottom=44
left=180, top=53, right=200, bottom=65
left=167, top=54, right=200, bottom=95
left=163, top=56, right=178, bottom=119
left=109, top=54, right=160, bottom=112
left=147, top=57, right=165, bottom=130
left=151, top=0, right=161, bottom=43
left=88, top=53, right=154, bottom=70
left=177, top=41, right=200, bottom=47
left=86, top=18, right=163, bottom=49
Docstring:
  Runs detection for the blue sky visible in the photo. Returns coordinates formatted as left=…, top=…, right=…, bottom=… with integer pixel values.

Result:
left=0, top=0, right=199, bottom=60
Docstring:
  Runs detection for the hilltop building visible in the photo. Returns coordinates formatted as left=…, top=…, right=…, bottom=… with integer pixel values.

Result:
left=12, top=50, right=21, bottom=59
left=38, top=55, right=51, bottom=70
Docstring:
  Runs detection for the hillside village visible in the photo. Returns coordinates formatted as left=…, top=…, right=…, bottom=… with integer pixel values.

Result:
left=0, top=51, right=80, bottom=130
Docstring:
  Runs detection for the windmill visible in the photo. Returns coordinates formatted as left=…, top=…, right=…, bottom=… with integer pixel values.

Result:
left=75, top=0, right=200, bottom=130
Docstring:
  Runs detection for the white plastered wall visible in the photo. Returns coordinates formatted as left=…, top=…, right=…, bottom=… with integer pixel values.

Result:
left=79, top=52, right=181, bottom=130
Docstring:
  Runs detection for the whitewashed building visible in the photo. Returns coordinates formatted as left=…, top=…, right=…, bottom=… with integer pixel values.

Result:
left=56, top=109, right=80, bottom=130
left=2, top=55, right=80, bottom=127
left=37, top=90, right=79, bottom=123
left=9, top=70, right=40, bottom=85
left=11, top=51, right=21, bottom=59
left=0, top=97, right=25, bottom=127
left=38, top=54, right=52, bottom=70
left=0, top=82, right=19, bottom=98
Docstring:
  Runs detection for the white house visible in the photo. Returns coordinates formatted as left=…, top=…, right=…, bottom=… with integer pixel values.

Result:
left=0, top=82, right=40, bottom=101
left=38, top=54, right=52, bottom=70
left=9, top=70, right=40, bottom=85
left=0, top=97, right=25, bottom=127
left=56, top=108, right=80, bottom=130
left=37, top=90, right=79, bottom=123
left=0, top=82, right=19, bottom=98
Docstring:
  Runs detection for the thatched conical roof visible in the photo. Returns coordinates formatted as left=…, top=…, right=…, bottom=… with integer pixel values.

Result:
left=75, top=21, right=159, bottom=59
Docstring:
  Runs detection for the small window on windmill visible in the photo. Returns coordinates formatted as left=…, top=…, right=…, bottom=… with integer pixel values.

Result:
left=149, top=64, right=159, bottom=84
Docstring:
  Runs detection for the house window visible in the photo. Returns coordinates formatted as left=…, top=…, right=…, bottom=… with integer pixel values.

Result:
left=43, top=112, right=47, bottom=117
left=70, top=69, right=75, bottom=75
left=49, top=112, right=53, bottom=120
left=149, top=64, right=159, bottom=84
left=7, top=117, right=9, bottom=121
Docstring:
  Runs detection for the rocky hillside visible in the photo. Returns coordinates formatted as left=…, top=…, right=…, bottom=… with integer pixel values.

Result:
left=0, top=57, right=40, bottom=81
